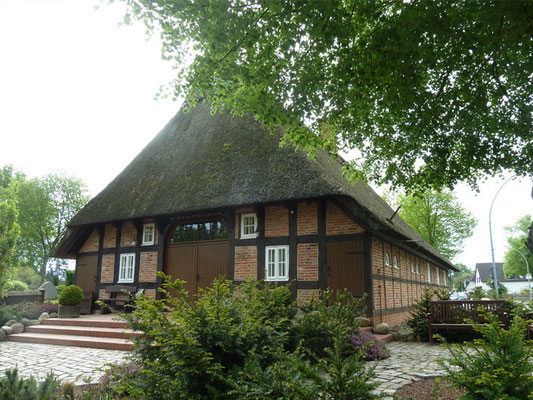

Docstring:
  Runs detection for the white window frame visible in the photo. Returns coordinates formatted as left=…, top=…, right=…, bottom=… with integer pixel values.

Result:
left=240, top=213, right=257, bottom=239
left=416, top=264, right=420, bottom=275
left=427, top=263, right=431, bottom=283
left=443, top=271, right=447, bottom=286
left=393, top=256, right=399, bottom=269
left=384, top=253, right=390, bottom=268
left=265, top=245, right=289, bottom=281
left=142, top=223, right=155, bottom=246
left=436, top=267, right=441, bottom=285
left=118, top=253, right=135, bottom=283
left=411, top=263, right=415, bottom=273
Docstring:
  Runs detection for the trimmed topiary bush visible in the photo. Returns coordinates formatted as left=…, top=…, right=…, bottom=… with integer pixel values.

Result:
left=57, top=285, right=83, bottom=306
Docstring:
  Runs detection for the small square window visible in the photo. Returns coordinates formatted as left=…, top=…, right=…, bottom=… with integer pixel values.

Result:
left=118, top=253, right=135, bottom=283
left=265, top=245, right=289, bottom=281
left=142, top=223, right=155, bottom=246
left=240, top=213, right=257, bottom=239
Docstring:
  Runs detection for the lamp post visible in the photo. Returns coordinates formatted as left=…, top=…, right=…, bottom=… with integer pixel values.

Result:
left=508, top=248, right=531, bottom=301
left=489, top=176, right=514, bottom=296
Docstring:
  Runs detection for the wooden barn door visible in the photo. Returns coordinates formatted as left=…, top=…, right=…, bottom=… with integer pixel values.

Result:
left=76, top=254, right=98, bottom=293
left=165, top=240, right=229, bottom=298
left=327, top=240, right=366, bottom=296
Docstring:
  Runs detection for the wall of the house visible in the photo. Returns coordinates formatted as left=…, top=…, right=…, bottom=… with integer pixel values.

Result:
left=370, top=238, right=449, bottom=326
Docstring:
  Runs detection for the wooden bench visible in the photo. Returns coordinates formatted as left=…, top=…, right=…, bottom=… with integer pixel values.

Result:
left=527, top=313, right=533, bottom=340
left=100, top=285, right=139, bottom=312
left=427, top=300, right=508, bottom=343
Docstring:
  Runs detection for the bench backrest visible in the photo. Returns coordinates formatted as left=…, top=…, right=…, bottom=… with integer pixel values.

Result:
left=429, top=300, right=507, bottom=324
left=105, top=285, right=137, bottom=294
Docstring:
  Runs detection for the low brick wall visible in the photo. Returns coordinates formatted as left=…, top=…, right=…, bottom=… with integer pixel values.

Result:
left=2, top=290, right=45, bottom=305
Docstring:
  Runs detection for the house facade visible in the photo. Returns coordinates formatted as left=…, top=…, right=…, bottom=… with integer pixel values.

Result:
left=54, top=103, right=454, bottom=326
left=465, top=262, right=531, bottom=294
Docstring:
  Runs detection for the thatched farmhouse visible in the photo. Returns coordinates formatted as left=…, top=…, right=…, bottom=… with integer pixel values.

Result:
left=53, top=103, right=455, bottom=326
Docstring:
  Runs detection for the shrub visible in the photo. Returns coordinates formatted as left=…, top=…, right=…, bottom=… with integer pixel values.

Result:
left=18, top=302, right=42, bottom=319
left=57, top=285, right=83, bottom=306
left=40, top=302, right=58, bottom=314
left=407, top=287, right=436, bottom=340
left=6, top=280, right=29, bottom=291
left=98, top=361, right=145, bottom=398
left=350, top=331, right=390, bottom=361
left=0, top=304, right=22, bottom=326
left=65, top=270, right=75, bottom=287
left=468, top=287, right=485, bottom=300
left=0, top=369, right=57, bottom=400
left=437, top=311, right=533, bottom=399
left=56, top=285, right=66, bottom=296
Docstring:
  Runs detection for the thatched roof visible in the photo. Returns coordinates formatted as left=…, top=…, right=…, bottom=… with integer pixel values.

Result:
left=61, top=102, right=455, bottom=270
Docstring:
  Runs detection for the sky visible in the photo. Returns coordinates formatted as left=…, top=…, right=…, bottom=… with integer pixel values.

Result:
left=1, top=0, right=531, bottom=273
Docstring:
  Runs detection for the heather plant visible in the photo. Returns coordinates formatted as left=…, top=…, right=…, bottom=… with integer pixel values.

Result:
left=40, top=302, right=59, bottom=315
left=350, top=331, right=390, bottom=361
left=97, top=361, right=144, bottom=398
left=437, top=311, right=533, bottom=399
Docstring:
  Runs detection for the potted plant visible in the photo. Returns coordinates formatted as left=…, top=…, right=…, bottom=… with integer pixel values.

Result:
left=57, top=285, right=84, bottom=318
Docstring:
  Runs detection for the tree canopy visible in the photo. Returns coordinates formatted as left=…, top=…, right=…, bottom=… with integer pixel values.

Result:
left=122, top=0, right=532, bottom=190
left=0, top=168, right=20, bottom=294
left=503, top=215, right=533, bottom=278
left=385, top=189, right=476, bottom=260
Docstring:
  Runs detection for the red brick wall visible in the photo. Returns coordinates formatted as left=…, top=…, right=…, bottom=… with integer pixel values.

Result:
left=325, top=201, right=364, bottom=235
left=79, top=229, right=99, bottom=252
left=265, top=204, right=289, bottom=237
left=297, top=243, right=318, bottom=281
left=144, top=289, right=156, bottom=299
left=103, top=224, right=116, bottom=248
left=297, top=289, right=319, bottom=306
left=139, top=252, right=157, bottom=282
left=121, top=221, right=137, bottom=247
left=297, top=201, right=317, bottom=235
left=369, top=310, right=411, bottom=327
left=234, top=246, right=257, bottom=280
left=98, top=289, right=110, bottom=299
left=100, top=254, right=115, bottom=283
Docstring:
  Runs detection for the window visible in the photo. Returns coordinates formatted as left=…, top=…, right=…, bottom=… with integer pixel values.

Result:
left=416, top=264, right=420, bottom=274
left=411, top=263, right=415, bottom=273
left=443, top=271, right=447, bottom=286
left=118, top=253, right=135, bottom=283
left=393, top=256, right=399, bottom=269
left=240, top=213, right=257, bottom=239
left=436, top=268, right=441, bottom=285
left=169, top=221, right=228, bottom=243
left=427, top=263, right=431, bottom=283
left=384, top=253, right=390, bottom=267
left=142, top=223, right=155, bottom=245
left=265, top=245, right=289, bottom=281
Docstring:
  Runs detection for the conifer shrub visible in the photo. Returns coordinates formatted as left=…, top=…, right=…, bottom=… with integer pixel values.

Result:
left=0, top=369, right=57, bottom=400
left=407, top=287, right=436, bottom=340
left=57, top=285, right=83, bottom=306
left=437, top=311, right=533, bottom=399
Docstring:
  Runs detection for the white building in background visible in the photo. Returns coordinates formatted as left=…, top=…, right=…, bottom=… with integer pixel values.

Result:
left=465, top=262, right=530, bottom=294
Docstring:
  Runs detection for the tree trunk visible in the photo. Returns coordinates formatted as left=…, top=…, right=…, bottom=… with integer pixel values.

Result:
left=40, top=257, right=48, bottom=285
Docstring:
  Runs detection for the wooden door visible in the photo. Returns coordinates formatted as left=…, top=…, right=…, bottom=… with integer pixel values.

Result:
left=76, top=255, right=98, bottom=293
left=197, top=240, right=229, bottom=289
left=327, top=240, right=366, bottom=296
left=165, top=243, right=198, bottom=296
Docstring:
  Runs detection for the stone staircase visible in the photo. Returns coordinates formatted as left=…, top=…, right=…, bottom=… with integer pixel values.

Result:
left=7, top=317, right=139, bottom=351
left=361, top=326, right=395, bottom=343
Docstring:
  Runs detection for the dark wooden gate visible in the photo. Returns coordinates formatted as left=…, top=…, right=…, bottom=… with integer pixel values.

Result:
left=327, top=240, right=365, bottom=296
left=165, top=240, right=229, bottom=297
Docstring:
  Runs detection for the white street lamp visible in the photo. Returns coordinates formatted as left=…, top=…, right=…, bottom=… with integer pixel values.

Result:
left=508, top=247, right=531, bottom=301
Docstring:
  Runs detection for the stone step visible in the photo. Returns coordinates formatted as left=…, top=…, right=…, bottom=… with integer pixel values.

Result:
left=41, top=318, right=128, bottom=329
left=25, top=324, right=142, bottom=339
left=7, top=333, right=133, bottom=351
left=360, top=326, right=394, bottom=343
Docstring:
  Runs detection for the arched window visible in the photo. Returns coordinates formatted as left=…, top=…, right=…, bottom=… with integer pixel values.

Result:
left=168, top=220, right=228, bottom=243
left=384, top=253, right=390, bottom=267
left=393, top=256, right=399, bottom=269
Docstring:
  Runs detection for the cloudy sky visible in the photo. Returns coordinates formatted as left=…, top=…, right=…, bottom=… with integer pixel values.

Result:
left=1, top=0, right=531, bottom=273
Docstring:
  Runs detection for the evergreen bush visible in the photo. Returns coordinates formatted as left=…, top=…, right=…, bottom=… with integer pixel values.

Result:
left=437, top=311, right=533, bottom=399
left=0, top=369, right=57, bottom=400
left=57, top=285, right=83, bottom=306
left=407, top=287, right=436, bottom=340
left=65, top=270, right=75, bottom=287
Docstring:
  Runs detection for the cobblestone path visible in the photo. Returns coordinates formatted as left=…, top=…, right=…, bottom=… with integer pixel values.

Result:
left=0, top=341, right=128, bottom=384
left=370, top=341, right=452, bottom=398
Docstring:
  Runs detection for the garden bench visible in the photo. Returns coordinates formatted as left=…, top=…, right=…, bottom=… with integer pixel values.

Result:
left=427, top=300, right=508, bottom=343
left=527, top=313, right=533, bottom=340
left=100, top=285, right=140, bottom=312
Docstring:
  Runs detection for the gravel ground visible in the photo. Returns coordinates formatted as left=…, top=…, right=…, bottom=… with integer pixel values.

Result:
left=395, top=378, right=466, bottom=400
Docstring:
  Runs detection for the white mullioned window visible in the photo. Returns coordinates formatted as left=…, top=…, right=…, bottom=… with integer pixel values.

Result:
left=427, top=263, right=431, bottom=283
left=393, top=256, right=399, bottom=269
left=384, top=253, right=390, bottom=267
left=265, top=245, right=289, bottom=281
left=240, top=213, right=257, bottom=239
left=118, top=253, right=135, bottom=283
left=142, top=223, right=155, bottom=245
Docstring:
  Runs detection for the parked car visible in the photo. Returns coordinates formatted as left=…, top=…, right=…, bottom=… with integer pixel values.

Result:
left=450, top=292, right=468, bottom=300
